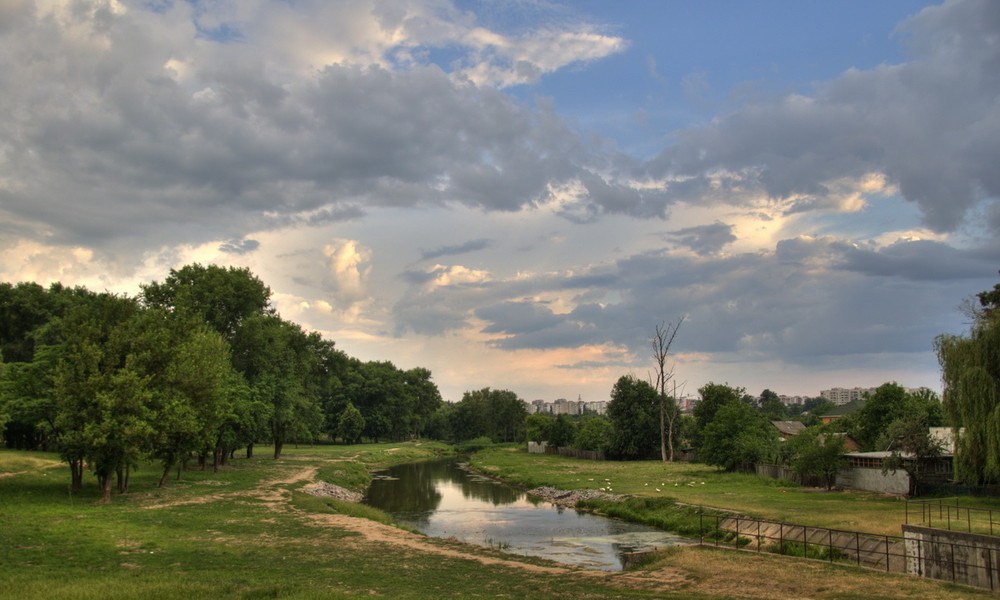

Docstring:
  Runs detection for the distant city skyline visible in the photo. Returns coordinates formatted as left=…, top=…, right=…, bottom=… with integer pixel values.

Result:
left=1, top=1, right=995, bottom=403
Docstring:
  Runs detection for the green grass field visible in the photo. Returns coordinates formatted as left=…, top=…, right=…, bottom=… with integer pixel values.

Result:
left=469, top=447, right=1000, bottom=536
left=0, top=444, right=992, bottom=599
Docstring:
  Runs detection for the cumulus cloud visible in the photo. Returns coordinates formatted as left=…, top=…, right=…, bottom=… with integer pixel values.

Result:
left=644, top=0, right=1000, bottom=234
left=394, top=231, right=997, bottom=370
left=0, top=0, right=637, bottom=262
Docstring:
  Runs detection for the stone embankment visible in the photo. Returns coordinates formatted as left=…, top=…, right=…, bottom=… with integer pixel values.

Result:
left=528, top=486, right=626, bottom=506
left=303, top=481, right=363, bottom=502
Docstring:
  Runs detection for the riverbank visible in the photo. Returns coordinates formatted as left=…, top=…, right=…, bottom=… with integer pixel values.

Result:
left=468, top=446, right=1000, bottom=536
left=2, top=443, right=990, bottom=599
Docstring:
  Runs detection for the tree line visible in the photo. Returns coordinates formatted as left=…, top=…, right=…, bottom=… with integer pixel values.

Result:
left=0, top=264, right=443, bottom=501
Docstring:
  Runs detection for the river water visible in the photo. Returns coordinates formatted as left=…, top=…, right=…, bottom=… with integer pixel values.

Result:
left=363, top=458, right=690, bottom=570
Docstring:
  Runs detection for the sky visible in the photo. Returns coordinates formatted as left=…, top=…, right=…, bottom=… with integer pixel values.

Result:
left=2, top=0, right=999, bottom=403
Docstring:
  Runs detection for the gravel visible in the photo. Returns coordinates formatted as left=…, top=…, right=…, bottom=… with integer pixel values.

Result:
left=528, top=486, right=626, bottom=506
left=302, top=481, right=364, bottom=502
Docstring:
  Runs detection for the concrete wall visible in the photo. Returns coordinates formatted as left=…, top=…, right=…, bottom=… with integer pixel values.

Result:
left=836, top=466, right=911, bottom=495
left=903, top=524, right=1000, bottom=590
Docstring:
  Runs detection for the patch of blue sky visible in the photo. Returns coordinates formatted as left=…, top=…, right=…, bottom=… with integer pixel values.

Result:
left=503, top=1, right=932, bottom=158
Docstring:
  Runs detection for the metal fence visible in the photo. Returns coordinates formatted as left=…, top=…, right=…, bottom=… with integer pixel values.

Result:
left=699, top=513, right=1000, bottom=590
left=906, top=497, right=1000, bottom=536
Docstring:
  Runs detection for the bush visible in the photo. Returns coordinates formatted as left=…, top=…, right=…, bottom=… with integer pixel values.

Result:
left=457, top=436, right=494, bottom=453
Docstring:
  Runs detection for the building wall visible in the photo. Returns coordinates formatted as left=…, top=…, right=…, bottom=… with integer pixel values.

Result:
left=903, top=525, right=1000, bottom=590
left=835, top=466, right=911, bottom=495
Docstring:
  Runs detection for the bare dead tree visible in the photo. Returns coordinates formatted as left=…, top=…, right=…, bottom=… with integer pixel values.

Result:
left=652, top=318, right=684, bottom=462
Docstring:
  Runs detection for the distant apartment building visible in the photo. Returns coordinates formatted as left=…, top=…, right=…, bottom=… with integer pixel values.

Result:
left=820, top=387, right=873, bottom=406
left=524, top=397, right=608, bottom=416
left=778, top=395, right=806, bottom=406
left=820, top=385, right=931, bottom=406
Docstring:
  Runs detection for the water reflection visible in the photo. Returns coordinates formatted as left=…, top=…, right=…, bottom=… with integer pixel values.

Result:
left=363, top=458, right=690, bottom=570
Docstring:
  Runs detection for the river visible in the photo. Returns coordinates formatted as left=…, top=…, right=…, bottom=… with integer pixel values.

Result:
left=362, top=458, right=690, bottom=571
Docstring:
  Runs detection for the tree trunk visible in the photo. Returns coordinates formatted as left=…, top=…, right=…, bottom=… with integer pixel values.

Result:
left=69, top=459, right=84, bottom=492
left=117, top=464, right=130, bottom=494
left=660, top=395, right=668, bottom=463
left=159, top=459, right=174, bottom=488
left=98, top=473, right=113, bottom=503
left=212, top=449, right=220, bottom=473
left=246, top=443, right=254, bottom=459
left=273, top=440, right=283, bottom=459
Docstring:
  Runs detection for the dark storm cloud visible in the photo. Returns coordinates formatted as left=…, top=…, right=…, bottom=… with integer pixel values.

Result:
left=0, top=4, right=656, bottom=255
left=394, top=235, right=999, bottom=364
left=420, top=239, right=492, bottom=261
left=667, top=222, right=737, bottom=255
left=645, top=0, right=1000, bottom=234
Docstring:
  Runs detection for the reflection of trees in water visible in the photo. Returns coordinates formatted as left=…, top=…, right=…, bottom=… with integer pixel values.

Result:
left=364, top=459, right=524, bottom=523
left=363, top=461, right=444, bottom=521
left=452, top=464, right=520, bottom=505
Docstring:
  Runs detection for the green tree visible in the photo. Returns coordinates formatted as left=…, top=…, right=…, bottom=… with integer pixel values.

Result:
left=606, top=375, right=659, bottom=460
left=786, top=428, right=846, bottom=489
left=852, top=382, right=915, bottom=450
left=693, top=383, right=745, bottom=445
left=230, top=314, right=323, bottom=459
left=337, top=403, right=365, bottom=444
left=758, top=389, right=787, bottom=421
left=49, top=294, right=149, bottom=500
left=141, top=264, right=272, bottom=341
left=449, top=388, right=527, bottom=443
left=699, top=400, right=777, bottom=471
left=574, top=415, right=612, bottom=453
left=547, top=414, right=576, bottom=448
left=937, top=283, right=1000, bottom=484
left=524, top=413, right=553, bottom=444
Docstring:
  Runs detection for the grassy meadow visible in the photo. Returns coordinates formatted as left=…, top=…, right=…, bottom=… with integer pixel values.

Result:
left=0, top=443, right=993, bottom=599
left=469, top=447, right=1000, bottom=536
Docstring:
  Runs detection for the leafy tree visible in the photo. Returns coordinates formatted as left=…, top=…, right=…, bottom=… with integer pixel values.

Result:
left=937, top=282, right=1000, bottom=484
left=230, top=314, right=322, bottom=458
left=449, top=388, right=527, bottom=443
left=547, top=414, right=576, bottom=448
left=141, top=263, right=272, bottom=341
left=693, top=382, right=745, bottom=445
left=699, top=400, right=778, bottom=471
left=786, top=428, right=846, bottom=489
left=852, top=382, right=912, bottom=450
left=574, top=415, right=612, bottom=453
left=879, top=410, right=944, bottom=488
left=337, top=403, right=365, bottom=444
left=49, top=294, right=148, bottom=499
left=524, top=413, right=553, bottom=444
left=606, top=375, right=659, bottom=460
left=758, top=389, right=787, bottom=421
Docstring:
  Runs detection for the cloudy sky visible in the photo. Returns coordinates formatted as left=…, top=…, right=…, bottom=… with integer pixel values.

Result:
left=2, top=0, right=999, bottom=403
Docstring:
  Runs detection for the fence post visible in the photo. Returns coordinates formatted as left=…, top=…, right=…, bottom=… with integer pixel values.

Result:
left=804, top=527, right=809, bottom=559
left=757, top=519, right=761, bottom=553
left=855, top=532, right=861, bottom=566
left=779, top=523, right=784, bottom=553
left=885, top=535, right=889, bottom=571
left=917, top=537, right=922, bottom=577
left=828, top=529, right=833, bottom=563
left=951, top=542, right=956, bottom=583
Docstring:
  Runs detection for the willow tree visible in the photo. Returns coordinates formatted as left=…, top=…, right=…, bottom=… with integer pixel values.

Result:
left=936, top=298, right=1000, bottom=484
